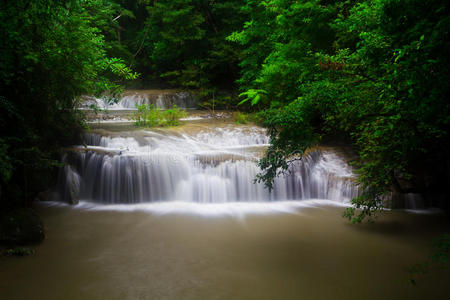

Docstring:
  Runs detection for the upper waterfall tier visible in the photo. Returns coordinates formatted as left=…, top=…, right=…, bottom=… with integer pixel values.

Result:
left=80, top=90, right=197, bottom=110
left=57, top=124, right=358, bottom=204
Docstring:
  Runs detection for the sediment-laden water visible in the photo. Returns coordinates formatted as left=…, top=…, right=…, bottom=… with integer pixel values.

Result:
left=1, top=108, right=447, bottom=299
left=0, top=203, right=448, bottom=300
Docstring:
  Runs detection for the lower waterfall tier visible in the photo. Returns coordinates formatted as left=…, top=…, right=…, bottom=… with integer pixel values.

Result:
left=57, top=126, right=359, bottom=204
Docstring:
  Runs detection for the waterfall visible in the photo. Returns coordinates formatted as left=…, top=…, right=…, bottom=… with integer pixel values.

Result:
left=57, top=125, right=359, bottom=204
left=80, top=90, right=197, bottom=110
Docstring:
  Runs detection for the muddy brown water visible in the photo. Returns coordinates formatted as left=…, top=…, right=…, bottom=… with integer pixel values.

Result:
left=0, top=203, right=448, bottom=300
left=2, top=116, right=448, bottom=299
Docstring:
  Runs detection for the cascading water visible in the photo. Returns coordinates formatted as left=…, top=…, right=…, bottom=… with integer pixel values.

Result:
left=57, top=124, right=359, bottom=205
left=80, top=90, right=197, bottom=110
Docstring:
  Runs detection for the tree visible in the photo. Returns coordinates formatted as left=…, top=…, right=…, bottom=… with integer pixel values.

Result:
left=231, top=0, right=450, bottom=221
left=142, top=0, right=246, bottom=93
left=0, top=0, right=137, bottom=206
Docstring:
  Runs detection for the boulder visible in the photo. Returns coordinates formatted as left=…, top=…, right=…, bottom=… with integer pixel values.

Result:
left=65, top=165, right=80, bottom=205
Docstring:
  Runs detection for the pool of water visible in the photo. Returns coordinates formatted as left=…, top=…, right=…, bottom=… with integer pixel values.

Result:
left=0, top=203, right=448, bottom=299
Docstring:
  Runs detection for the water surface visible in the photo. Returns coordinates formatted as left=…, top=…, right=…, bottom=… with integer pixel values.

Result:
left=0, top=203, right=448, bottom=299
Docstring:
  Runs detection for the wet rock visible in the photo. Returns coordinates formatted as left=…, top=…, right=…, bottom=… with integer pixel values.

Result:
left=56, top=161, right=80, bottom=205
left=394, top=169, right=416, bottom=191
left=65, top=165, right=80, bottom=205
left=36, top=189, right=51, bottom=202
left=385, top=191, right=403, bottom=209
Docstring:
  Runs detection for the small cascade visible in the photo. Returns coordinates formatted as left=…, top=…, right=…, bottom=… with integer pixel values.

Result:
left=80, top=90, right=197, bottom=110
left=404, top=193, right=426, bottom=209
left=57, top=125, right=359, bottom=204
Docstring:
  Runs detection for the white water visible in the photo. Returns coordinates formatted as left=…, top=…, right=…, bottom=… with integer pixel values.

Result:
left=57, top=124, right=358, bottom=205
left=80, top=91, right=197, bottom=110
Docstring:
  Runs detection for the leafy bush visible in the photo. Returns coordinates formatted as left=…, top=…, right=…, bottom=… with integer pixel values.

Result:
left=234, top=112, right=249, bottom=124
left=133, top=104, right=186, bottom=127
left=160, top=105, right=187, bottom=126
left=133, top=104, right=160, bottom=127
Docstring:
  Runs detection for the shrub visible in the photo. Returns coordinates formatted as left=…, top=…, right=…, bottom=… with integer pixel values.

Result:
left=133, top=104, right=160, bottom=127
left=160, top=105, right=187, bottom=126
left=235, top=111, right=249, bottom=124
left=133, top=104, right=186, bottom=127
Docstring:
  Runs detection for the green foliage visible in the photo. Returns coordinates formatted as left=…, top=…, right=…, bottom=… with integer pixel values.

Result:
left=133, top=104, right=186, bottom=127
left=107, top=58, right=139, bottom=81
left=230, top=0, right=450, bottom=220
left=161, top=105, right=188, bottom=126
left=0, top=0, right=137, bottom=205
left=141, top=0, right=246, bottom=90
left=238, top=89, right=267, bottom=106
left=133, top=104, right=160, bottom=127
left=234, top=112, right=249, bottom=124
left=1, top=0, right=449, bottom=222
left=228, top=0, right=336, bottom=101
left=255, top=98, right=318, bottom=190
left=197, top=90, right=241, bottom=110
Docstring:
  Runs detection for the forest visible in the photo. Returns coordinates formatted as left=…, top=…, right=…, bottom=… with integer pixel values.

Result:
left=2, top=0, right=449, bottom=219
left=1, top=0, right=449, bottom=298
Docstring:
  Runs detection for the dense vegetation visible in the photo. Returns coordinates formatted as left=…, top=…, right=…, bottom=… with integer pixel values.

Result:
left=133, top=104, right=187, bottom=127
left=232, top=0, right=450, bottom=222
left=0, top=0, right=137, bottom=207
left=1, top=0, right=449, bottom=223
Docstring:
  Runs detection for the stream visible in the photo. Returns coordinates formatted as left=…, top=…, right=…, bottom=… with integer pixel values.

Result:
left=0, top=91, right=448, bottom=299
